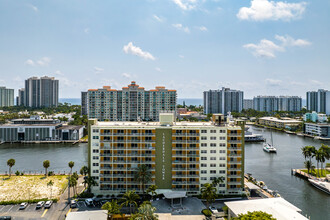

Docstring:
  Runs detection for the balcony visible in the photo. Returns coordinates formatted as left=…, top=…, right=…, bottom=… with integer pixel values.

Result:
left=227, top=133, right=242, bottom=138
left=227, top=168, right=242, bottom=171
left=228, top=160, right=241, bottom=165
left=228, top=140, right=242, bottom=144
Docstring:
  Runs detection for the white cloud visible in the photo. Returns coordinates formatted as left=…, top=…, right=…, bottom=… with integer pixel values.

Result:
left=94, top=67, right=104, bottom=74
left=275, top=35, right=311, bottom=47
left=172, top=0, right=198, bottom=11
left=237, top=0, right=307, bottom=21
left=172, top=24, right=190, bottom=33
left=265, top=78, right=282, bottom=86
left=84, top=28, right=90, bottom=34
left=244, top=35, right=311, bottom=58
left=123, top=42, right=155, bottom=60
left=54, top=70, right=64, bottom=76
left=196, top=26, right=208, bottom=31
left=179, top=55, right=185, bottom=58
left=24, top=57, right=51, bottom=66
left=153, top=15, right=164, bottom=22
left=122, top=73, right=131, bottom=79
left=28, top=4, right=38, bottom=12
left=155, top=67, right=161, bottom=72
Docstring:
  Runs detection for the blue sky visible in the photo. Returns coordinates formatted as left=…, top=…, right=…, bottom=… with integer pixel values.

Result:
left=0, top=0, right=329, bottom=99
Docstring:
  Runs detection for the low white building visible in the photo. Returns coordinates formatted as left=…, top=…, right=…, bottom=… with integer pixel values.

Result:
left=224, top=198, right=308, bottom=220
left=304, top=123, right=330, bottom=138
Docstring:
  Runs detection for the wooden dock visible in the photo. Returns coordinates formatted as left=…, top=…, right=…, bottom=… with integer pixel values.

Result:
left=291, top=169, right=316, bottom=180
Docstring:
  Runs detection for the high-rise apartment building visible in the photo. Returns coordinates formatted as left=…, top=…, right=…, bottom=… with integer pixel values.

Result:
left=81, top=91, right=88, bottom=116
left=88, top=113, right=245, bottom=196
left=0, top=87, right=14, bottom=107
left=243, top=99, right=253, bottom=110
left=24, top=76, right=59, bottom=108
left=204, top=87, right=243, bottom=115
left=87, top=81, right=177, bottom=121
left=253, top=96, right=302, bottom=112
left=307, top=89, right=330, bottom=115
left=17, top=88, right=25, bottom=106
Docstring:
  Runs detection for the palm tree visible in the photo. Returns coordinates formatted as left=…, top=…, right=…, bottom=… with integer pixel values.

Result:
left=101, top=200, right=122, bottom=220
left=80, top=166, right=89, bottom=176
left=68, top=161, right=75, bottom=174
left=146, top=185, right=158, bottom=200
left=131, top=202, right=159, bottom=220
left=211, top=176, right=224, bottom=187
left=84, top=176, right=97, bottom=192
left=47, top=180, right=54, bottom=199
left=121, top=190, right=140, bottom=214
left=304, top=160, right=313, bottom=175
left=320, top=144, right=329, bottom=176
left=43, top=160, right=50, bottom=177
left=301, top=146, right=310, bottom=162
left=315, top=149, right=323, bottom=178
left=318, top=148, right=326, bottom=177
left=134, top=164, right=152, bottom=194
left=7, top=159, right=15, bottom=177
left=201, top=183, right=217, bottom=208
left=69, top=175, right=78, bottom=197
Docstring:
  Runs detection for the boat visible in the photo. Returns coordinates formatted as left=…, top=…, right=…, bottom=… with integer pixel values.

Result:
left=263, top=131, right=277, bottom=153
left=308, top=179, right=330, bottom=195
left=245, top=127, right=265, bottom=142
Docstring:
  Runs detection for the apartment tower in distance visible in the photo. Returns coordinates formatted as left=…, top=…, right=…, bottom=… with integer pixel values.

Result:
left=306, top=89, right=330, bottom=115
left=0, top=86, right=14, bottom=107
left=88, top=113, right=245, bottom=196
left=86, top=81, right=177, bottom=121
left=253, top=96, right=302, bottom=112
left=81, top=91, right=88, bottom=116
left=204, top=87, right=243, bottom=115
left=19, top=76, right=59, bottom=108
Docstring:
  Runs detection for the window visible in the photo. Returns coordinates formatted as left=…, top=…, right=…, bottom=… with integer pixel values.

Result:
left=201, top=157, right=207, bottom=160
left=201, top=170, right=207, bottom=174
left=201, top=130, right=207, bottom=133
left=220, top=137, right=226, bottom=140
left=210, top=143, right=216, bottom=147
left=201, top=150, right=207, bottom=154
left=92, top=163, right=99, bottom=166
left=201, top=177, right=207, bottom=180
left=210, top=163, right=216, bottom=167
left=219, top=163, right=225, bottom=167
left=219, top=143, right=226, bottom=147
left=92, top=170, right=99, bottom=173
left=219, top=184, right=225, bottom=187
left=210, top=130, right=216, bottom=133
left=220, top=157, right=226, bottom=160
left=93, top=136, right=99, bottom=139
left=219, top=170, right=225, bottom=174
left=210, top=157, right=216, bottom=160
left=201, top=163, right=207, bottom=167
left=93, top=156, right=99, bottom=160
left=220, top=130, right=225, bottom=133
left=201, top=136, right=207, bottom=140
left=210, top=177, right=216, bottom=180
left=219, top=150, right=226, bottom=153
left=210, top=150, right=216, bottom=154
left=93, top=149, right=99, bottom=153
left=93, top=143, right=99, bottom=146
left=210, top=137, right=216, bottom=140
left=201, top=143, right=207, bottom=147
left=93, top=129, right=99, bottom=133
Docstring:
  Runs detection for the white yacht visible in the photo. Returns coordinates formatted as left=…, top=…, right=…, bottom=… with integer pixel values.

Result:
left=308, top=179, right=330, bottom=195
left=263, top=131, right=277, bottom=153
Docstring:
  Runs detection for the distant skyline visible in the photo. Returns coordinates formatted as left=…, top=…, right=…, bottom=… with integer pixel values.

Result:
left=0, top=0, right=329, bottom=99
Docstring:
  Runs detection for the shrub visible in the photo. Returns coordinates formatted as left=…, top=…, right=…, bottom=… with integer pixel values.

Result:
left=20, top=172, right=24, bottom=176
left=48, top=171, right=54, bottom=176
left=78, top=192, right=94, bottom=198
left=222, top=206, right=228, bottom=215
left=202, top=209, right=212, bottom=217
left=0, top=198, right=58, bottom=205
left=326, top=163, right=330, bottom=168
left=96, top=194, right=103, bottom=198
left=15, top=171, right=20, bottom=176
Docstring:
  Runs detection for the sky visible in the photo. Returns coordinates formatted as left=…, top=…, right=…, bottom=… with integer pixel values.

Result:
left=0, top=0, right=329, bottom=99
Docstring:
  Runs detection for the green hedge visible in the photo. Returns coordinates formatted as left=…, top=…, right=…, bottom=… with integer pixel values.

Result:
left=202, top=209, right=212, bottom=217
left=326, top=163, right=330, bottom=168
left=0, top=198, right=58, bottom=205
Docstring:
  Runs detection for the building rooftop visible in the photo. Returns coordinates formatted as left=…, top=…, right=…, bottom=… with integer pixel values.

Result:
left=56, top=125, right=84, bottom=130
left=225, top=198, right=308, bottom=220
left=259, top=117, right=301, bottom=123
left=66, top=210, right=107, bottom=220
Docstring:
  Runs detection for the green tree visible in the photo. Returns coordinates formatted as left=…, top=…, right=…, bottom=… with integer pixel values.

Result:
left=102, top=200, right=122, bottom=220
left=43, top=160, right=50, bottom=177
left=80, top=166, right=89, bottom=176
left=201, top=183, right=216, bottom=208
left=84, top=176, right=97, bottom=192
left=47, top=180, right=54, bottom=199
left=69, top=175, right=78, bottom=196
left=315, top=149, right=323, bottom=177
left=232, top=211, right=276, bottom=220
left=7, top=159, right=15, bottom=177
left=211, top=176, right=224, bottom=188
left=134, top=164, right=152, bottom=194
left=121, top=190, right=140, bottom=214
left=146, top=185, right=158, bottom=200
left=131, top=202, right=159, bottom=220
left=320, top=145, right=329, bottom=175
left=68, top=161, right=75, bottom=174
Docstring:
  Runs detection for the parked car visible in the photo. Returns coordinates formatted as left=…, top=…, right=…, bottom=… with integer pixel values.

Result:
left=36, top=201, right=45, bottom=209
left=85, top=198, right=94, bottom=206
left=44, top=200, right=53, bottom=209
left=70, top=200, right=77, bottom=208
left=209, top=206, right=218, bottom=214
left=0, top=216, right=12, bottom=220
left=19, top=203, right=28, bottom=210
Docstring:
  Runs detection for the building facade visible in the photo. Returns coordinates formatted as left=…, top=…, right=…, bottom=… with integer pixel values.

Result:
left=0, top=87, right=14, bottom=107
left=253, top=96, right=302, bottom=112
left=303, top=111, right=328, bottom=123
left=204, top=87, right=243, bottom=115
left=307, top=89, right=330, bottom=115
left=88, top=113, right=245, bottom=196
left=17, top=88, right=25, bottom=106
left=243, top=99, right=253, bottom=110
left=258, top=117, right=302, bottom=129
left=304, top=123, right=330, bottom=138
left=24, top=76, right=59, bottom=108
left=81, top=91, right=88, bottom=116
left=87, top=81, right=177, bottom=121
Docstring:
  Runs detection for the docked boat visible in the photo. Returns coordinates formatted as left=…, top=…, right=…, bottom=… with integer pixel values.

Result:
left=308, top=179, right=330, bottom=195
left=245, top=127, right=265, bottom=142
left=263, top=131, right=277, bottom=153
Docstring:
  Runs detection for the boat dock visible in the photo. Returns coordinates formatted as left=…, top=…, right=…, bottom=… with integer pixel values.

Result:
left=291, top=169, right=317, bottom=180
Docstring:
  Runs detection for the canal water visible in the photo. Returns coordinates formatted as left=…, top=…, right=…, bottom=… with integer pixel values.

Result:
left=0, top=127, right=329, bottom=219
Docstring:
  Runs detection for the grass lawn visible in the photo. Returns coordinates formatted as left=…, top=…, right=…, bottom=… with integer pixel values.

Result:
left=0, top=175, right=68, bottom=202
left=301, top=169, right=330, bottom=178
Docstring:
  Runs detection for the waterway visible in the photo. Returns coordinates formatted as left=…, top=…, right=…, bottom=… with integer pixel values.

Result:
left=0, top=127, right=329, bottom=219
